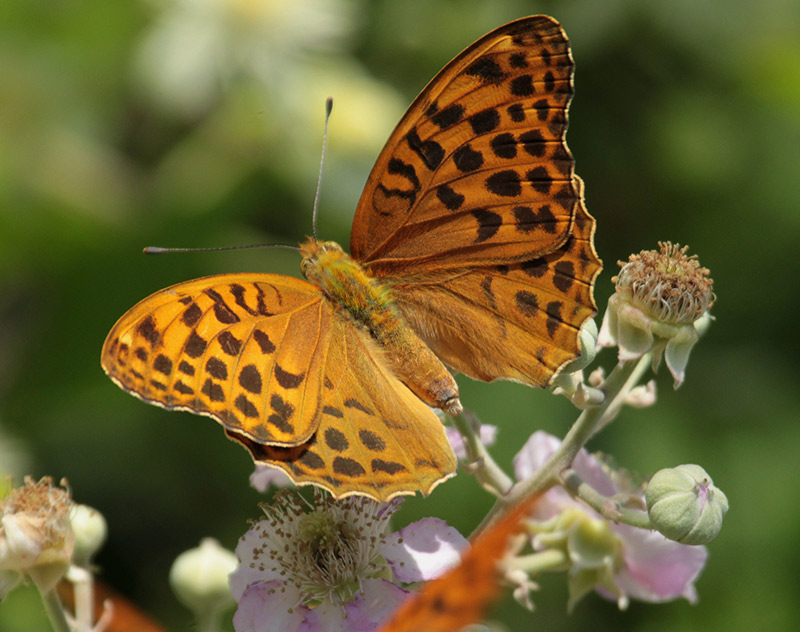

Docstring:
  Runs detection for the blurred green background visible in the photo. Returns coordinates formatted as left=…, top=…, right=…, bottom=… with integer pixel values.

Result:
left=2, top=0, right=798, bottom=630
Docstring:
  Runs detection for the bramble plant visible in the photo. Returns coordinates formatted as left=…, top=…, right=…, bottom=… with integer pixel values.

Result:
left=1, top=242, right=727, bottom=632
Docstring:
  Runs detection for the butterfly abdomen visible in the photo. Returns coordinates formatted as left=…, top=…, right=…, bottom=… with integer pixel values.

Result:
left=300, top=238, right=462, bottom=415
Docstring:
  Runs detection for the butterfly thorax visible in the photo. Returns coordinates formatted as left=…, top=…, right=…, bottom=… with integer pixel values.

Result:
left=299, top=237, right=462, bottom=415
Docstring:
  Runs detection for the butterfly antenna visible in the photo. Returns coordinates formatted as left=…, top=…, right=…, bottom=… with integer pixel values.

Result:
left=311, top=97, right=333, bottom=241
left=144, top=243, right=299, bottom=255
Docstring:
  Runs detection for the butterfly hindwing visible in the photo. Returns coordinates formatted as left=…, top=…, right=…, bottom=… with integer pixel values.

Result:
left=351, top=15, right=578, bottom=273
left=390, top=180, right=599, bottom=387
left=223, top=315, right=457, bottom=500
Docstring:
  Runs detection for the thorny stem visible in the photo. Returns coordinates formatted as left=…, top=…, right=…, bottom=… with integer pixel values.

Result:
left=40, top=588, right=72, bottom=632
left=469, top=353, right=653, bottom=539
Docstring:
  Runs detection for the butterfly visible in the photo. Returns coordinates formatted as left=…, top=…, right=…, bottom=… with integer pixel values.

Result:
left=101, top=15, right=600, bottom=501
left=378, top=493, right=543, bottom=632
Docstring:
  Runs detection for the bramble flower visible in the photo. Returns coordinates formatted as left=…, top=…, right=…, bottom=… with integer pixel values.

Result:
left=0, top=477, right=74, bottom=597
left=513, top=432, right=708, bottom=610
left=230, top=489, right=467, bottom=632
left=598, top=242, right=715, bottom=387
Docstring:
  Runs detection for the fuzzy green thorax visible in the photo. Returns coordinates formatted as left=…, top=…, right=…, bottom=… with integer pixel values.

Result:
left=298, top=237, right=461, bottom=415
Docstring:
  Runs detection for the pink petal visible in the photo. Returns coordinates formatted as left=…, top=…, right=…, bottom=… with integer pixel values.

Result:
left=611, top=524, right=707, bottom=603
left=342, top=579, right=410, bottom=630
left=233, top=580, right=307, bottom=632
left=381, top=517, right=468, bottom=582
left=249, top=465, right=293, bottom=493
left=445, top=424, right=498, bottom=459
left=513, top=431, right=618, bottom=520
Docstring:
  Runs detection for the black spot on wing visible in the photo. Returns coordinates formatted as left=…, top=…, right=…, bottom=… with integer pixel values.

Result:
left=182, top=303, right=202, bottom=326
left=469, top=108, right=500, bottom=134
left=471, top=209, right=502, bottom=243
left=510, top=74, right=535, bottom=96
left=217, top=331, right=242, bottom=356
left=137, top=316, right=159, bottom=346
left=333, top=457, right=366, bottom=477
left=516, top=291, right=539, bottom=317
left=324, top=428, right=349, bottom=452
left=431, top=104, right=464, bottom=129
left=486, top=170, right=521, bottom=197
left=274, top=364, right=303, bottom=389
left=453, top=144, right=483, bottom=173
left=205, top=357, right=228, bottom=380
left=465, top=57, right=506, bottom=83
left=490, top=133, right=517, bottom=159
left=407, top=128, right=445, bottom=170
left=185, top=332, right=207, bottom=358
left=437, top=184, right=465, bottom=211
left=239, top=364, right=262, bottom=394
left=203, top=288, right=240, bottom=324
left=253, top=330, right=276, bottom=354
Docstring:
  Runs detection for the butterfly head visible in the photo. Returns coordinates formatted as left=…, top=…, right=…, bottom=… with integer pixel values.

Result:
left=299, top=238, right=347, bottom=285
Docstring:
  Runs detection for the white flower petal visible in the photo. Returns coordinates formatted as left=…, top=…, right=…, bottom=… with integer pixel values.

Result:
left=382, top=518, right=468, bottom=582
left=230, top=525, right=286, bottom=600
left=233, top=580, right=307, bottom=632
left=343, top=579, right=409, bottom=630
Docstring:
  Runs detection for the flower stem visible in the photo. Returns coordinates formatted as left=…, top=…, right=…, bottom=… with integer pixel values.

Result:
left=451, top=410, right=513, bottom=496
left=471, top=355, right=651, bottom=539
left=40, top=588, right=72, bottom=632
left=561, top=469, right=652, bottom=529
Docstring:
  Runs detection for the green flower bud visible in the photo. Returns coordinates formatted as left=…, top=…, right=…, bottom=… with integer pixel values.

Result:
left=646, top=465, right=728, bottom=545
left=70, top=504, right=107, bottom=567
left=170, top=538, right=237, bottom=617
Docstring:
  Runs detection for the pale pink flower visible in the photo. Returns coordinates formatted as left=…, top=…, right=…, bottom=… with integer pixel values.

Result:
left=230, top=491, right=467, bottom=632
left=514, top=432, right=708, bottom=608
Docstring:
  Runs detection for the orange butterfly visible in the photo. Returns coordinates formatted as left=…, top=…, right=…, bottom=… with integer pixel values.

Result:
left=101, top=15, right=600, bottom=501
left=378, top=493, right=542, bottom=632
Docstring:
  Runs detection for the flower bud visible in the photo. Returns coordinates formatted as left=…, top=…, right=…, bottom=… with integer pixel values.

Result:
left=646, top=465, right=728, bottom=545
left=70, top=504, right=107, bottom=567
left=0, top=477, right=74, bottom=593
left=170, top=538, right=237, bottom=617
left=598, top=243, right=715, bottom=387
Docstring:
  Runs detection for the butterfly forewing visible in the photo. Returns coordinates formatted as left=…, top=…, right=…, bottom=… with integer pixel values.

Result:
left=101, top=274, right=331, bottom=447
left=351, top=15, right=578, bottom=272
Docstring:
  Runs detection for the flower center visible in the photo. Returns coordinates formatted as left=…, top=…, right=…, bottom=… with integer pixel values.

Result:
left=257, top=491, right=399, bottom=605
left=614, top=242, right=715, bottom=325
